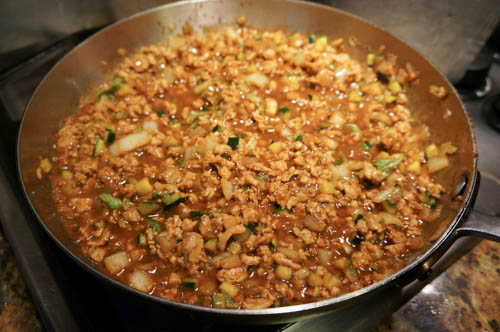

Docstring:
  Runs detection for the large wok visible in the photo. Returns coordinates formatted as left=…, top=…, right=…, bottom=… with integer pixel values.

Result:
left=17, top=0, right=500, bottom=325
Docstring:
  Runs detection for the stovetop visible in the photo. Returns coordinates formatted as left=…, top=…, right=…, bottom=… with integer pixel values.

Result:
left=0, top=27, right=499, bottom=332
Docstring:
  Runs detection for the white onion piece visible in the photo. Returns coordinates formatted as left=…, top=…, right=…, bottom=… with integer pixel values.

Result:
left=373, top=187, right=396, bottom=203
left=427, top=155, right=449, bottom=173
left=221, top=178, right=234, bottom=200
left=246, top=136, right=257, bottom=150
left=143, top=121, right=158, bottom=131
left=318, top=248, right=332, bottom=266
left=103, top=251, right=130, bottom=274
left=245, top=73, right=268, bottom=89
left=331, top=164, right=350, bottom=179
left=379, top=212, right=401, bottom=225
left=129, top=270, right=154, bottom=293
left=109, top=131, right=151, bottom=156
left=304, top=215, right=326, bottom=232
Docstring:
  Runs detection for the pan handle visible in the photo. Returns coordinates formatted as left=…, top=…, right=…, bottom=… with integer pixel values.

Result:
left=455, top=209, right=500, bottom=242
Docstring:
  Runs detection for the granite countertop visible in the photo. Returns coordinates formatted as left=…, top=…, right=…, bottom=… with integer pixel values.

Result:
left=0, top=229, right=498, bottom=332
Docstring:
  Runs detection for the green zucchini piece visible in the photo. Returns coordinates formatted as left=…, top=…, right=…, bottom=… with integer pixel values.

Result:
left=93, top=138, right=105, bottom=157
left=212, top=292, right=225, bottom=308
left=180, top=279, right=197, bottom=291
left=105, top=129, right=115, bottom=144
left=161, top=193, right=187, bottom=208
left=136, top=233, right=146, bottom=245
left=138, top=202, right=161, bottom=216
left=147, top=218, right=162, bottom=233
left=99, top=193, right=123, bottom=210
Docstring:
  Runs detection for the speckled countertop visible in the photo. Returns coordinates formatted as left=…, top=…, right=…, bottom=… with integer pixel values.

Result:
left=0, top=228, right=498, bottom=332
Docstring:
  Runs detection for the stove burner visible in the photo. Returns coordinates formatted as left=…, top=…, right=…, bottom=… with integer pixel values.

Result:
left=455, top=46, right=493, bottom=100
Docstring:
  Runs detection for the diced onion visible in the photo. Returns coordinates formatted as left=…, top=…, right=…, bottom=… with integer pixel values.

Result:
left=109, top=131, right=151, bottom=156
left=129, top=270, right=154, bottom=292
left=318, top=248, right=332, bottom=266
left=103, top=251, right=130, bottom=274
left=373, top=187, right=397, bottom=203
left=277, top=247, right=300, bottom=262
left=304, top=215, right=326, bottom=232
left=246, top=73, right=269, bottom=89
left=379, top=212, right=401, bottom=225
left=427, top=155, right=449, bottom=173
left=221, top=178, right=234, bottom=200
left=246, top=136, right=257, bottom=150
left=143, top=121, right=158, bottom=131
left=331, top=164, right=350, bottom=179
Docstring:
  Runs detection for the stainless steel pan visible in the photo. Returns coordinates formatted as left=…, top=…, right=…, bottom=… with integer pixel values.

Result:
left=17, top=0, right=500, bottom=324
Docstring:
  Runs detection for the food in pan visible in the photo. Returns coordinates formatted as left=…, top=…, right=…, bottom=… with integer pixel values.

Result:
left=42, top=20, right=455, bottom=309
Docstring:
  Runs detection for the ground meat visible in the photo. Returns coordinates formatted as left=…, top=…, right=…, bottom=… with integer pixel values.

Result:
left=48, top=22, right=454, bottom=310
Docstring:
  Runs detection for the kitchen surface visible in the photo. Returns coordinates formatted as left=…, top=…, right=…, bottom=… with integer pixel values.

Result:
left=0, top=1, right=500, bottom=331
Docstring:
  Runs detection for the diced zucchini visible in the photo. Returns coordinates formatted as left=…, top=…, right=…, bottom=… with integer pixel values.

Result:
left=419, top=192, right=438, bottom=209
left=313, top=35, right=328, bottom=52
left=161, top=193, right=187, bottom=208
left=136, top=233, right=147, bottom=245
left=93, top=138, right=105, bottom=157
left=348, top=90, right=363, bottom=103
left=272, top=206, right=288, bottom=215
left=147, top=218, right=162, bottom=233
left=376, top=71, right=390, bottom=84
left=136, top=178, right=153, bottom=196
left=212, top=292, right=226, bottom=308
left=227, top=136, right=240, bottom=150
left=354, top=214, right=364, bottom=224
left=224, top=293, right=238, bottom=308
left=105, top=128, right=115, bottom=144
left=219, top=281, right=239, bottom=297
left=382, top=199, right=398, bottom=214
left=205, top=238, right=218, bottom=252
left=407, top=161, right=421, bottom=174
left=362, top=141, right=372, bottom=151
left=138, top=202, right=161, bottom=216
left=279, top=107, right=292, bottom=119
left=233, top=227, right=252, bottom=242
left=181, top=279, right=197, bottom=292
left=94, top=221, right=104, bottom=229
left=425, top=144, right=439, bottom=159
left=389, top=80, right=402, bottom=94
left=99, top=193, right=123, bottom=210
left=61, top=169, right=73, bottom=180
left=275, top=265, right=292, bottom=280
left=384, top=93, right=397, bottom=104
left=227, top=241, right=242, bottom=254
left=319, top=181, right=335, bottom=194
left=190, top=211, right=205, bottom=220
left=366, top=53, right=375, bottom=66
left=294, top=134, right=303, bottom=142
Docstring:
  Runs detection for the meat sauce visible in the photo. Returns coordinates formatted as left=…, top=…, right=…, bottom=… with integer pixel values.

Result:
left=43, top=20, right=455, bottom=309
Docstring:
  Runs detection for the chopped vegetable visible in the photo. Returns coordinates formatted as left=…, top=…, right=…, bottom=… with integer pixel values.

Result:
left=227, top=137, right=240, bottom=150
left=233, top=226, right=252, bottom=242
left=407, top=161, right=421, bottom=174
left=272, top=206, right=288, bottom=215
left=374, top=154, right=404, bottom=177
left=103, top=251, right=129, bottom=274
left=136, top=233, right=147, bottom=245
left=376, top=71, right=390, bottom=84
left=147, top=218, right=162, bottom=233
left=129, top=270, right=153, bottom=292
left=212, top=124, right=221, bottom=132
left=427, top=155, right=449, bottom=173
left=424, top=144, right=439, bottom=159
left=319, top=181, right=335, bottom=194
left=109, top=131, right=151, bottom=156
left=99, top=193, right=123, bottom=210
left=294, top=134, right=303, bottom=142
left=138, top=202, right=161, bottom=216
left=190, top=211, right=205, bottom=220
left=265, top=98, right=278, bottom=116
left=161, top=193, right=187, bottom=208
left=61, top=169, right=73, bottom=180
left=212, top=292, right=226, bottom=308
left=420, top=192, right=438, bottom=209
left=362, top=141, right=372, bottom=151
left=382, top=199, right=398, bottom=214
left=307, top=94, right=313, bottom=100
left=205, top=238, right=218, bottom=252
left=105, top=129, right=115, bottom=144
left=156, top=109, right=166, bottom=117
left=308, top=35, right=315, bottom=44
left=136, top=178, right=153, bottom=195
left=350, top=233, right=364, bottom=246
left=275, top=265, right=292, bottom=280
left=93, top=138, right=105, bottom=157
left=366, top=53, right=375, bottom=66
left=181, top=279, right=197, bottom=291
left=268, top=141, right=284, bottom=153
left=354, top=214, right=364, bottom=224
left=151, top=193, right=161, bottom=200
left=334, top=155, right=345, bottom=165
left=256, top=173, right=270, bottom=181
left=97, top=75, right=125, bottom=100
left=219, top=281, right=239, bottom=297
left=389, top=80, right=402, bottom=94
